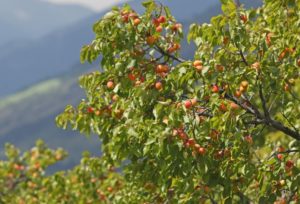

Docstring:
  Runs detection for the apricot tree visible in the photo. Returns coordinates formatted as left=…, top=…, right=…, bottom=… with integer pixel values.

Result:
left=56, top=0, right=300, bottom=202
left=1, top=0, right=300, bottom=203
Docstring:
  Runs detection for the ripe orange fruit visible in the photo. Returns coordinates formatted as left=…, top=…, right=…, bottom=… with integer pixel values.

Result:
left=167, top=46, right=176, bottom=53
left=171, top=23, right=182, bottom=31
left=187, top=138, right=195, bottom=147
left=112, top=94, right=119, bottom=102
left=157, top=16, right=166, bottom=24
left=194, top=144, right=200, bottom=150
left=211, top=85, right=219, bottom=93
left=122, top=14, right=129, bottom=23
left=161, top=65, right=169, bottom=73
left=193, top=60, right=202, bottom=67
left=198, top=147, right=206, bottom=155
left=156, top=25, right=163, bottom=32
left=95, top=110, right=102, bottom=116
left=219, top=103, right=227, bottom=112
left=191, top=98, right=197, bottom=106
left=168, top=43, right=180, bottom=53
left=87, top=107, right=95, bottom=114
left=277, top=154, right=283, bottom=160
left=173, top=43, right=181, bottom=51
left=240, top=80, right=249, bottom=88
left=133, top=18, right=141, bottom=26
left=155, top=81, right=163, bottom=90
left=278, top=146, right=285, bottom=153
left=216, top=64, right=224, bottom=72
left=195, top=65, right=203, bottom=71
left=251, top=62, right=260, bottom=70
left=107, top=81, right=115, bottom=89
left=185, top=100, right=193, bottom=109
left=146, top=36, right=157, bottom=45
left=155, top=64, right=163, bottom=73
left=239, top=85, right=246, bottom=93
left=235, top=90, right=242, bottom=98
left=286, top=160, right=294, bottom=169
left=128, top=73, right=136, bottom=81
left=230, top=102, right=239, bottom=110
left=152, top=18, right=160, bottom=27
left=179, top=132, right=188, bottom=140
left=240, top=14, right=247, bottom=23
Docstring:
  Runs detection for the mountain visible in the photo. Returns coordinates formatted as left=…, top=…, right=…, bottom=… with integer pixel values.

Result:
left=0, top=16, right=97, bottom=97
left=0, top=0, right=262, bottom=171
left=0, top=0, right=94, bottom=47
left=0, top=63, right=101, bottom=171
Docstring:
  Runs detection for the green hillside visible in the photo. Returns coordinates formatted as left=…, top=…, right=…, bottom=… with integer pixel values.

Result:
left=0, top=65, right=101, bottom=171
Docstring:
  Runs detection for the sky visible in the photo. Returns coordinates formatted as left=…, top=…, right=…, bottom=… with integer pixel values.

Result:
left=43, top=0, right=128, bottom=11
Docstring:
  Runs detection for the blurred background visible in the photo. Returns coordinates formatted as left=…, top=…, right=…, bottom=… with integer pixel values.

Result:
left=0, top=0, right=261, bottom=171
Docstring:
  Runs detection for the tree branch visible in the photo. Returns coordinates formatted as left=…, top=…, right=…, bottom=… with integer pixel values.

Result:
left=268, top=120, right=300, bottom=140
left=154, top=48, right=300, bottom=140
left=239, top=50, right=249, bottom=66
left=224, top=93, right=261, bottom=117
left=258, top=82, right=270, bottom=120
left=225, top=91, right=300, bottom=140
left=256, top=78, right=300, bottom=140
left=154, top=45, right=186, bottom=63
left=281, top=112, right=299, bottom=133
left=268, top=149, right=300, bottom=160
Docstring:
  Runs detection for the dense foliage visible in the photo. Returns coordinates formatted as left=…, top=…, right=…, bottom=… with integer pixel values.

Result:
left=1, top=0, right=300, bottom=203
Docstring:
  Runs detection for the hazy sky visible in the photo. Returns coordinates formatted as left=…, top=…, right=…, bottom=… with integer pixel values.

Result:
left=43, top=0, right=128, bottom=11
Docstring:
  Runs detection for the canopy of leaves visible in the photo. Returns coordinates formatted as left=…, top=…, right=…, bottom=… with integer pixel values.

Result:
left=2, top=0, right=300, bottom=203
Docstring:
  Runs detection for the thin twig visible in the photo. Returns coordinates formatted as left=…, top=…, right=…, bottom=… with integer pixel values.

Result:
left=239, top=50, right=249, bottom=66
left=258, top=81, right=270, bottom=120
left=281, top=112, right=299, bottom=133
left=268, top=149, right=300, bottom=160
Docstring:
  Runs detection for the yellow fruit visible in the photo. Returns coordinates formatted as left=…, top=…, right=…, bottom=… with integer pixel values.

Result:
left=240, top=80, right=249, bottom=88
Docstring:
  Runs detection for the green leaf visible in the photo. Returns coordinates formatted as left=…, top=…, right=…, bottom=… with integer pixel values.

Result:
left=221, top=0, right=236, bottom=15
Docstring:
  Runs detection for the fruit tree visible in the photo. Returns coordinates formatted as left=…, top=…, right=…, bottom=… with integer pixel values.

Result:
left=1, top=0, right=300, bottom=203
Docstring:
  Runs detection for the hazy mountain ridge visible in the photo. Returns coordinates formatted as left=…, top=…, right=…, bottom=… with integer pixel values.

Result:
left=0, top=0, right=94, bottom=46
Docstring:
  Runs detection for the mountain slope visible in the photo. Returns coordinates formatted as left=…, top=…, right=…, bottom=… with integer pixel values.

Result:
left=0, top=63, right=101, bottom=171
left=0, top=16, right=97, bottom=97
left=0, top=0, right=94, bottom=46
